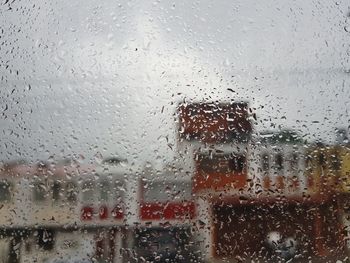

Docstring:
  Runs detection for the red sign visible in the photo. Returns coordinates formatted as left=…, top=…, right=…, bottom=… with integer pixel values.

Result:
left=81, top=206, right=94, bottom=220
left=140, top=180, right=195, bottom=220
left=81, top=205, right=124, bottom=221
left=140, top=202, right=195, bottom=220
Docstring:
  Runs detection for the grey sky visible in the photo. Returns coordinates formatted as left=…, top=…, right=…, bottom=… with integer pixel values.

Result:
left=0, top=0, right=349, bottom=166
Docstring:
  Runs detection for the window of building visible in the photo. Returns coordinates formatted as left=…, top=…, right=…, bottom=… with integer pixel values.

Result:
left=318, top=152, right=326, bottom=169
left=82, top=181, right=94, bottom=203
left=228, top=155, right=246, bottom=173
left=52, top=180, right=61, bottom=202
left=36, top=229, right=55, bottom=250
left=99, top=180, right=110, bottom=202
left=289, top=153, right=299, bottom=172
left=261, top=153, right=270, bottom=175
left=66, top=181, right=77, bottom=203
left=0, top=180, right=12, bottom=202
left=305, top=155, right=314, bottom=173
left=275, top=153, right=284, bottom=172
left=33, top=182, right=48, bottom=202
left=330, top=154, right=340, bottom=171
left=198, top=153, right=246, bottom=174
left=114, top=180, right=125, bottom=201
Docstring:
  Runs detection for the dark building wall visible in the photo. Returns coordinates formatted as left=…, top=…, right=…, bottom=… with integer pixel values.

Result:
left=212, top=202, right=344, bottom=260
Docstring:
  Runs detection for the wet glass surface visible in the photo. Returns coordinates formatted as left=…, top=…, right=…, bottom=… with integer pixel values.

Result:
left=1, top=0, right=350, bottom=262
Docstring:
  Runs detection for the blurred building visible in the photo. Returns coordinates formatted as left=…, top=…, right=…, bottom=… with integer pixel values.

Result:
left=0, top=158, right=200, bottom=263
left=0, top=102, right=349, bottom=262
left=0, top=159, right=139, bottom=263
left=176, top=101, right=348, bottom=262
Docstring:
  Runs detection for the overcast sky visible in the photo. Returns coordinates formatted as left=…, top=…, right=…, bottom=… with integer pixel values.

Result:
left=0, top=0, right=349, bottom=167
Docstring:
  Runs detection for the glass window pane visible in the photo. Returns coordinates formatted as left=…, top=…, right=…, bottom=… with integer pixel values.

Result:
left=2, top=1, right=350, bottom=262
